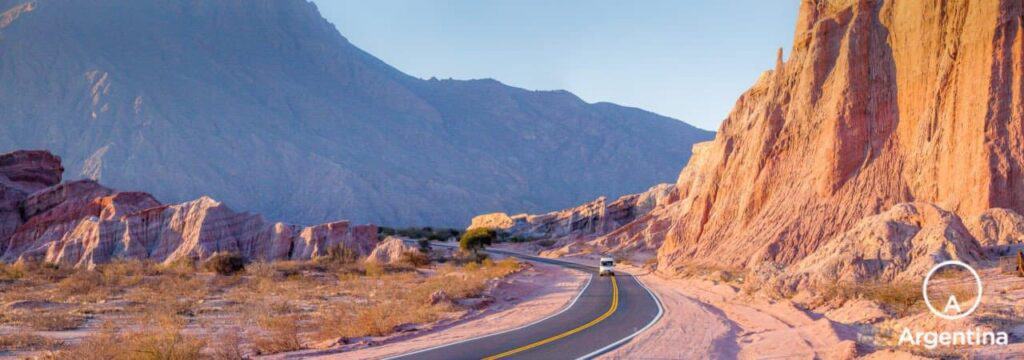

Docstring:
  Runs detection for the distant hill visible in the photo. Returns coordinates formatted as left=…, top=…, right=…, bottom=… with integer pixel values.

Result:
left=0, top=0, right=713, bottom=227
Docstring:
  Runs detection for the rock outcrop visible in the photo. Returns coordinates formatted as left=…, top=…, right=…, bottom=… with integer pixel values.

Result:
left=469, top=183, right=675, bottom=243
left=0, top=150, right=377, bottom=268
left=365, top=236, right=418, bottom=265
left=762, top=203, right=986, bottom=293
left=968, top=208, right=1024, bottom=248
left=620, top=0, right=1024, bottom=275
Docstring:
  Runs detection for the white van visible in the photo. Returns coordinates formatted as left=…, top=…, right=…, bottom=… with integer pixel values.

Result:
left=599, top=257, right=615, bottom=276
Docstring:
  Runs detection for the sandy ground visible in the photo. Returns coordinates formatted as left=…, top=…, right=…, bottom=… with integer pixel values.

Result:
left=275, top=261, right=588, bottom=359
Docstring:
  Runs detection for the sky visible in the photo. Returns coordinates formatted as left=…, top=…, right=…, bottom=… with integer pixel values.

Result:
left=312, top=1, right=799, bottom=131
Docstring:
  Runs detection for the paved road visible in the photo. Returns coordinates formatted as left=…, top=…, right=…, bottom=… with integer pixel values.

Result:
left=388, top=244, right=663, bottom=360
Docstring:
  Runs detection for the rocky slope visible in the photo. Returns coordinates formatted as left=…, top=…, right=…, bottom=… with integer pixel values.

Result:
left=0, top=0, right=712, bottom=228
left=762, top=203, right=987, bottom=294
left=0, top=150, right=377, bottom=268
left=626, top=0, right=1024, bottom=276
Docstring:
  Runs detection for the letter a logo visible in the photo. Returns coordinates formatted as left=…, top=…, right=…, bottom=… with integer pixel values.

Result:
left=943, top=295, right=962, bottom=314
left=923, top=261, right=983, bottom=320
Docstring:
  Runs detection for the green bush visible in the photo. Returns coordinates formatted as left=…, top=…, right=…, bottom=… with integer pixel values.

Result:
left=460, top=228, right=495, bottom=258
left=202, top=253, right=247, bottom=276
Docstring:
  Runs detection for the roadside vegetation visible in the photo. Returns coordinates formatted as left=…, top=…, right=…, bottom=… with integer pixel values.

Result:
left=378, top=226, right=462, bottom=241
left=0, top=246, right=521, bottom=358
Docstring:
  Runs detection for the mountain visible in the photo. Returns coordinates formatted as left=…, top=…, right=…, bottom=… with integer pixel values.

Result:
left=608, top=0, right=1024, bottom=277
left=0, top=0, right=713, bottom=227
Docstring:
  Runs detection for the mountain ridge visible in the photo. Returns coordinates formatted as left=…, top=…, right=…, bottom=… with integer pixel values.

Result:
left=0, top=0, right=713, bottom=227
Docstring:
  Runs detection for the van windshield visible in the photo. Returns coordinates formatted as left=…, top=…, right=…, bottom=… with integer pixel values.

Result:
left=601, top=260, right=613, bottom=267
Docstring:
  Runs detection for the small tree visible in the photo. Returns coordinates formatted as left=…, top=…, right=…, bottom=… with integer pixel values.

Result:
left=417, top=238, right=431, bottom=254
left=460, top=228, right=495, bottom=260
left=203, top=253, right=246, bottom=275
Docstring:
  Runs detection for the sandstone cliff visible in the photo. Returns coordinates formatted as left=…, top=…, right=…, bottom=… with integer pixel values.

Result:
left=634, top=0, right=1024, bottom=275
left=0, top=150, right=377, bottom=268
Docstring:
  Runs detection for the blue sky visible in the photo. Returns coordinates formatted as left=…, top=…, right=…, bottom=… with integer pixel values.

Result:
left=312, top=1, right=799, bottom=131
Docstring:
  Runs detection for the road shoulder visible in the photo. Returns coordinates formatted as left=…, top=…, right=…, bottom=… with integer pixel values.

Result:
left=302, top=261, right=588, bottom=359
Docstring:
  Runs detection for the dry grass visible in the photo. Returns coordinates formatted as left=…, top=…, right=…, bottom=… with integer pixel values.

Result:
left=314, top=258, right=520, bottom=341
left=251, top=314, right=304, bottom=354
left=56, top=313, right=205, bottom=360
left=6, top=311, right=87, bottom=331
left=208, top=327, right=246, bottom=360
left=815, top=280, right=978, bottom=318
left=2, top=255, right=522, bottom=358
left=0, top=332, right=61, bottom=352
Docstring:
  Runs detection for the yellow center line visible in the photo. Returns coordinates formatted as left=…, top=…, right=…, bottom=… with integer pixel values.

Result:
left=482, top=276, right=619, bottom=360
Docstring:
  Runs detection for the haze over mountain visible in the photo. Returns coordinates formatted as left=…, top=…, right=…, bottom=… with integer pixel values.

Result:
left=0, top=0, right=712, bottom=227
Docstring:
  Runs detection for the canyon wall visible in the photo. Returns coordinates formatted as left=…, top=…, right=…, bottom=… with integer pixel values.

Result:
left=0, top=150, right=377, bottom=268
left=636, top=0, right=1024, bottom=275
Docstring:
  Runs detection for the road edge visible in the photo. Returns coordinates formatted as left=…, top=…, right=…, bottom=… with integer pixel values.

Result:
left=382, top=245, right=595, bottom=360
left=574, top=273, right=665, bottom=359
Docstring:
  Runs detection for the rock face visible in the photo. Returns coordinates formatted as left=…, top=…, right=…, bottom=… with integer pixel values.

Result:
left=968, top=208, right=1024, bottom=248
left=0, top=150, right=63, bottom=254
left=0, top=150, right=377, bottom=268
left=469, top=183, right=675, bottom=243
left=763, top=203, right=986, bottom=293
left=627, top=0, right=1024, bottom=275
left=0, top=0, right=713, bottom=227
left=365, top=236, right=418, bottom=265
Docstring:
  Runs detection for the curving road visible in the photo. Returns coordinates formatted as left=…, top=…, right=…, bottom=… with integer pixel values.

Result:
left=388, top=245, right=663, bottom=360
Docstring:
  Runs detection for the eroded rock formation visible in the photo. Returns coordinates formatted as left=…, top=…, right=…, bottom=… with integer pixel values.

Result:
left=0, top=150, right=377, bottom=268
left=365, top=236, right=418, bottom=265
left=637, top=0, right=1024, bottom=275
left=762, top=203, right=986, bottom=294
left=469, top=183, right=675, bottom=243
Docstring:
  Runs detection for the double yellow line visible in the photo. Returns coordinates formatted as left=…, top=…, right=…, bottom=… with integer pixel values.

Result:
left=482, top=276, right=619, bottom=360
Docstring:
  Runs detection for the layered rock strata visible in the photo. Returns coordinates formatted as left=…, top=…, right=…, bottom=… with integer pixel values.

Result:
left=0, top=150, right=376, bottom=268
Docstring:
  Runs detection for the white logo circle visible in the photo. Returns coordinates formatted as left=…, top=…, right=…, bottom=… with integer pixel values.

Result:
left=922, top=260, right=982, bottom=320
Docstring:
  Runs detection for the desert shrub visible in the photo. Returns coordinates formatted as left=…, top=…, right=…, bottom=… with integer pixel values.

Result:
left=252, top=314, right=304, bottom=354
left=56, top=270, right=108, bottom=301
left=126, top=315, right=206, bottom=360
left=208, top=327, right=246, bottom=360
left=0, top=262, right=25, bottom=281
left=417, top=239, right=431, bottom=253
left=59, top=314, right=205, bottom=360
left=125, top=274, right=208, bottom=316
left=159, top=256, right=199, bottom=276
left=365, top=261, right=385, bottom=277
left=317, top=243, right=359, bottom=268
left=246, top=261, right=277, bottom=280
left=459, top=228, right=495, bottom=258
left=814, top=281, right=924, bottom=316
left=400, top=251, right=431, bottom=267
left=10, top=311, right=87, bottom=331
left=536, top=239, right=557, bottom=248
left=0, top=332, right=60, bottom=351
left=203, top=253, right=247, bottom=275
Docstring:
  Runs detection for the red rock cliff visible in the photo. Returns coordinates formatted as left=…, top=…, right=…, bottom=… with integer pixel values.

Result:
left=647, top=0, right=1024, bottom=273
